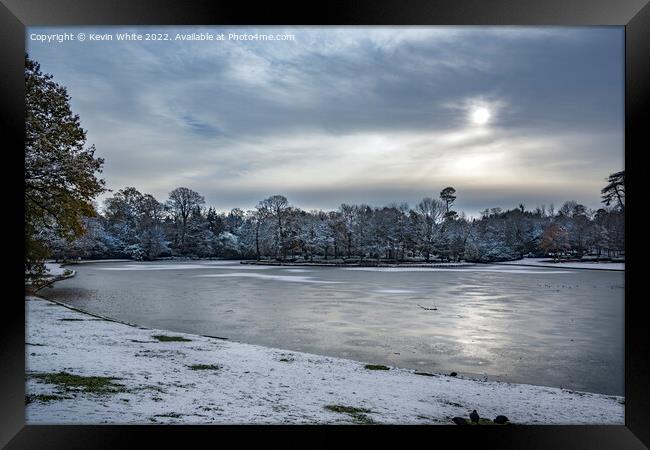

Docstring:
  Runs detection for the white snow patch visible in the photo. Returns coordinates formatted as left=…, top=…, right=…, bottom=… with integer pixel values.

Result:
left=44, top=262, right=67, bottom=277
left=25, top=296, right=624, bottom=425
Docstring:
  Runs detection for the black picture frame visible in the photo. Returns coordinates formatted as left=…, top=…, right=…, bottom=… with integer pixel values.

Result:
left=1, top=0, right=648, bottom=447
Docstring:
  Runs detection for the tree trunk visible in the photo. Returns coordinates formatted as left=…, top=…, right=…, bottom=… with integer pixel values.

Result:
left=255, top=225, right=260, bottom=261
left=614, top=186, right=624, bottom=211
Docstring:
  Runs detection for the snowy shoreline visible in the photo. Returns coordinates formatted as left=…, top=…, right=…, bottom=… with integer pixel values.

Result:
left=239, top=260, right=476, bottom=268
left=495, top=258, right=624, bottom=271
left=26, top=295, right=624, bottom=424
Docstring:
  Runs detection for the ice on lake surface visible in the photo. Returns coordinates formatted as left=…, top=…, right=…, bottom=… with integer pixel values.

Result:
left=40, top=260, right=624, bottom=395
left=195, top=272, right=342, bottom=283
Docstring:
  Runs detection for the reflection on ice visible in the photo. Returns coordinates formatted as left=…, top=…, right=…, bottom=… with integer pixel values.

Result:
left=195, top=272, right=342, bottom=284
left=375, top=289, right=416, bottom=294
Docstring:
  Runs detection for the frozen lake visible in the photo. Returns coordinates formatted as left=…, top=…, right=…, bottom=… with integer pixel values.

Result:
left=38, top=260, right=624, bottom=395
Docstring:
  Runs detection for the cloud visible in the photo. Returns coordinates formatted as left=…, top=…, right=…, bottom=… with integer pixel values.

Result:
left=26, top=26, right=624, bottom=216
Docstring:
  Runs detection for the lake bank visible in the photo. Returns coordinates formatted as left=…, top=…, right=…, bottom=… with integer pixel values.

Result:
left=26, top=295, right=624, bottom=424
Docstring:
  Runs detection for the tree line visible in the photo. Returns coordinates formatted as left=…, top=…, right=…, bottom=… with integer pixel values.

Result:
left=46, top=182, right=625, bottom=264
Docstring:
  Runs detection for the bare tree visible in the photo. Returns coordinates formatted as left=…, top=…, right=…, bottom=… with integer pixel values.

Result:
left=258, top=195, right=290, bottom=260
left=414, top=197, right=445, bottom=261
left=252, top=202, right=271, bottom=260
left=166, top=187, right=205, bottom=252
left=339, top=203, right=356, bottom=258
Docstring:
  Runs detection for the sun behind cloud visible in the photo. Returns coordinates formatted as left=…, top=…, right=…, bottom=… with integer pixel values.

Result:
left=470, top=107, right=491, bottom=125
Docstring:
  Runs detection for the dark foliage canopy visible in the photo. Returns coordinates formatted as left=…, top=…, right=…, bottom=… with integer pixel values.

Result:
left=25, top=55, right=106, bottom=278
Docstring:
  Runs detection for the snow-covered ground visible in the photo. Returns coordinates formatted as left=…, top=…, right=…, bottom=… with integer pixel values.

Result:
left=44, top=262, right=69, bottom=277
left=496, top=258, right=624, bottom=271
left=26, top=296, right=624, bottom=425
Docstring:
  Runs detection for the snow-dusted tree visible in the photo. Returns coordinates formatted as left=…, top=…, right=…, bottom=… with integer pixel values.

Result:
left=566, top=203, right=590, bottom=256
left=102, top=188, right=175, bottom=260
left=258, top=195, right=290, bottom=260
left=25, top=56, right=106, bottom=278
left=206, top=207, right=226, bottom=236
left=216, top=231, right=241, bottom=258
left=413, top=197, right=445, bottom=261
left=463, top=210, right=523, bottom=262
left=166, top=187, right=205, bottom=253
left=183, top=206, right=216, bottom=257
left=139, top=226, right=170, bottom=260
left=323, top=211, right=343, bottom=259
left=373, top=206, right=403, bottom=260
left=103, top=187, right=144, bottom=247
left=395, top=203, right=413, bottom=260
left=447, top=215, right=471, bottom=261
left=225, top=208, right=245, bottom=233
left=252, top=202, right=274, bottom=260
left=353, top=204, right=375, bottom=259
left=338, top=204, right=356, bottom=258
left=48, top=216, right=113, bottom=260
left=296, top=211, right=327, bottom=261
left=139, top=194, right=165, bottom=229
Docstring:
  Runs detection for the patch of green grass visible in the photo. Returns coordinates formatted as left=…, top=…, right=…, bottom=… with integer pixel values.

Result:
left=364, top=364, right=390, bottom=371
left=187, top=364, right=220, bottom=371
left=325, top=405, right=372, bottom=414
left=324, top=404, right=376, bottom=424
left=477, top=418, right=505, bottom=425
left=31, top=371, right=125, bottom=394
left=25, top=394, right=68, bottom=404
left=152, top=334, right=192, bottom=342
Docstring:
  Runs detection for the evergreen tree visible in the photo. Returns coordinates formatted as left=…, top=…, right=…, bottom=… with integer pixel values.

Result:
left=601, top=170, right=625, bottom=211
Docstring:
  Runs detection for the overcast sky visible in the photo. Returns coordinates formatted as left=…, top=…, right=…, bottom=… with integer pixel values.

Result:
left=27, top=26, right=624, bottom=217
